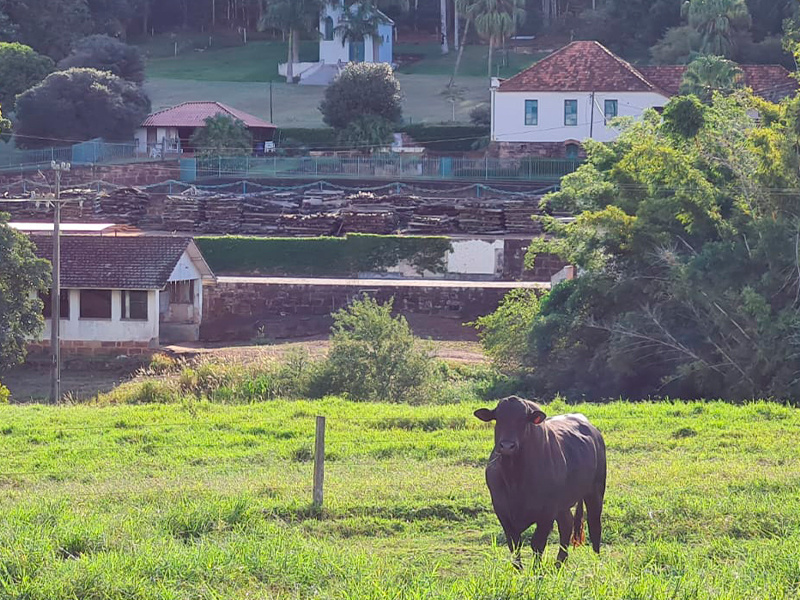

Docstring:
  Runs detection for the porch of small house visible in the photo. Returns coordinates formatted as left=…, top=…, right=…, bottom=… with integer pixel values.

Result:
left=159, top=279, right=203, bottom=344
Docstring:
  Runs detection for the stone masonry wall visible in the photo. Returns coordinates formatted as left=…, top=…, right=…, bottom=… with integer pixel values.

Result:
left=0, top=161, right=180, bottom=193
left=27, top=340, right=154, bottom=357
left=201, top=279, right=545, bottom=342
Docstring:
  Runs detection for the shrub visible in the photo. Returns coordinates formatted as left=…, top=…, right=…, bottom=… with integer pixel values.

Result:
left=320, top=62, right=402, bottom=130
left=472, top=289, right=542, bottom=371
left=399, top=124, right=489, bottom=152
left=0, top=383, right=9, bottom=404
left=58, top=35, right=145, bottom=85
left=190, top=114, right=253, bottom=158
left=95, top=380, right=179, bottom=405
left=0, top=42, right=54, bottom=111
left=336, top=115, right=394, bottom=149
left=469, top=104, right=491, bottom=127
left=14, top=68, right=151, bottom=148
left=322, top=296, right=433, bottom=402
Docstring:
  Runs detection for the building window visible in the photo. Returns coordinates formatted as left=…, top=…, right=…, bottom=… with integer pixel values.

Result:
left=524, top=100, right=538, bottom=126
left=80, top=290, right=112, bottom=319
left=168, top=280, right=194, bottom=304
left=564, top=100, right=578, bottom=126
left=40, top=290, right=70, bottom=319
left=604, top=99, right=618, bottom=123
left=324, top=17, right=334, bottom=41
left=565, top=143, right=580, bottom=160
left=122, top=290, right=148, bottom=321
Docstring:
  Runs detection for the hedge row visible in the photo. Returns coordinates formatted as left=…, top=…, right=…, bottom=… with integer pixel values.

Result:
left=274, top=124, right=489, bottom=152
left=196, top=234, right=453, bottom=276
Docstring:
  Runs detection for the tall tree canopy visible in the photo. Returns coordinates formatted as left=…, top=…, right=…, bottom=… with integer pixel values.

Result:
left=320, top=62, right=402, bottom=129
left=0, top=42, right=54, bottom=111
left=478, top=91, right=800, bottom=401
left=58, top=34, right=145, bottom=84
left=0, top=212, right=50, bottom=376
left=14, top=68, right=150, bottom=148
left=682, top=0, right=752, bottom=57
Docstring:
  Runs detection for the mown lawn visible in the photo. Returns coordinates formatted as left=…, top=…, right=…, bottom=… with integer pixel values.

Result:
left=1, top=398, right=798, bottom=598
left=394, top=43, right=546, bottom=78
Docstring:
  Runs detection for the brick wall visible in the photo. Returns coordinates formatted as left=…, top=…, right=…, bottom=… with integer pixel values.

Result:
left=201, top=279, right=546, bottom=342
left=0, top=161, right=179, bottom=193
left=502, top=239, right=565, bottom=281
left=27, top=340, right=154, bottom=356
left=489, top=142, right=587, bottom=160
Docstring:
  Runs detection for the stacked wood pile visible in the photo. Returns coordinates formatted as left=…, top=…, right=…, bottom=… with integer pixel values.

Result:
left=3, top=185, right=553, bottom=237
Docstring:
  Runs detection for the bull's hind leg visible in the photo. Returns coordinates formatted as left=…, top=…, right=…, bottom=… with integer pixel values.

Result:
left=555, top=509, right=574, bottom=566
left=584, top=493, right=603, bottom=554
left=530, top=518, right=554, bottom=563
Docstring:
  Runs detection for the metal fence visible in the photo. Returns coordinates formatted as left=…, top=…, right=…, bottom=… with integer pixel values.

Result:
left=0, top=139, right=137, bottom=172
left=190, top=155, right=581, bottom=183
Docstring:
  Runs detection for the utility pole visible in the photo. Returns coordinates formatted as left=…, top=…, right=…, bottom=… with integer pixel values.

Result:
left=49, top=160, right=70, bottom=405
left=269, top=80, right=274, bottom=123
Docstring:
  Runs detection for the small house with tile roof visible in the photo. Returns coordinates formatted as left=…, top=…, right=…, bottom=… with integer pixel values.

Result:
left=490, top=41, right=798, bottom=158
left=30, top=235, right=215, bottom=354
left=135, top=102, right=276, bottom=158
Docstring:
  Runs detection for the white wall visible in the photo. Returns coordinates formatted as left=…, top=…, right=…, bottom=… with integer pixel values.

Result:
left=320, top=4, right=349, bottom=64
left=167, top=253, right=203, bottom=323
left=38, top=289, right=159, bottom=344
left=491, top=90, right=670, bottom=144
left=379, top=239, right=504, bottom=279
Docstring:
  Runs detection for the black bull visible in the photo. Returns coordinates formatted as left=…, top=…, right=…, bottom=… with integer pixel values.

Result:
left=475, top=396, right=607, bottom=567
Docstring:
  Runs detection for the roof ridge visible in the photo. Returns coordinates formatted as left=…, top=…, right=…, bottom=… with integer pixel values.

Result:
left=498, top=41, right=579, bottom=88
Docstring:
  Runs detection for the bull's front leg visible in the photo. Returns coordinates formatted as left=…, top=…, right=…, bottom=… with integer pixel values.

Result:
left=498, top=516, right=523, bottom=570
left=530, top=518, right=554, bottom=563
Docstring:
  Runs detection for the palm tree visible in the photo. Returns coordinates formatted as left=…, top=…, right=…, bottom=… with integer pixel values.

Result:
left=681, top=0, right=751, bottom=57
left=449, top=0, right=478, bottom=87
left=679, top=54, right=744, bottom=102
left=334, top=1, right=386, bottom=61
left=470, top=0, right=525, bottom=79
left=441, top=0, right=449, bottom=54
left=259, top=0, right=322, bottom=83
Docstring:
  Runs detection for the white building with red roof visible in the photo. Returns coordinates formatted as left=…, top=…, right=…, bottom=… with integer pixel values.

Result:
left=490, top=41, right=797, bottom=159
left=135, top=102, right=277, bottom=157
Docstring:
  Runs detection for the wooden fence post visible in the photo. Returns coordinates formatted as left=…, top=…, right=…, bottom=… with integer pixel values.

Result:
left=313, top=415, right=326, bottom=508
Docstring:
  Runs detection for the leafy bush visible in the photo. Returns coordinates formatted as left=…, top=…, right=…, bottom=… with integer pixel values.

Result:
left=195, top=234, right=452, bottom=276
left=469, top=104, right=491, bottom=127
left=320, top=62, right=402, bottom=130
left=189, top=114, right=253, bottom=157
left=336, top=115, right=394, bottom=149
left=95, top=380, right=179, bottom=405
left=322, top=296, right=434, bottom=402
left=0, top=42, right=54, bottom=111
left=472, top=289, right=541, bottom=371
left=14, top=68, right=150, bottom=148
left=276, top=127, right=338, bottom=151
left=0, top=383, right=9, bottom=404
left=58, top=35, right=145, bottom=85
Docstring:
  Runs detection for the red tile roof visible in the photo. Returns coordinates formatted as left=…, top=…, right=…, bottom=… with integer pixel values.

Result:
left=501, top=41, right=798, bottom=102
left=639, top=65, right=798, bottom=101
left=498, top=41, right=661, bottom=93
left=141, top=102, right=276, bottom=129
left=32, top=235, right=201, bottom=290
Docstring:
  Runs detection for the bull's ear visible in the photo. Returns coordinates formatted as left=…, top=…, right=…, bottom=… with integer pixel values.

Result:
left=474, top=408, right=496, bottom=422
left=529, top=410, right=546, bottom=425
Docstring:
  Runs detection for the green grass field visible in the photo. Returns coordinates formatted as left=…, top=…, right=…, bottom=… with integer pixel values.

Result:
left=1, top=397, right=798, bottom=599
left=394, top=43, right=545, bottom=78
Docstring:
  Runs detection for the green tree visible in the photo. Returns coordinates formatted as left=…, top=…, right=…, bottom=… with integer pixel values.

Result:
left=323, top=295, right=433, bottom=402
left=470, top=0, right=526, bottom=78
left=58, top=35, right=145, bottom=85
left=682, top=0, right=751, bottom=57
left=0, top=42, right=53, bottom=112
left=679, top=54, right=743, bottom=102
left=320, top=62, right=402, bottom=130
left=189, top=114, right=253, bottom=157
left=335, top=0, right=387, bottom=60
left=3, top=0, right=93, bottom=60
left=336, top=114, right=394, bottom=148
left=650, top=25, right=701, bottom=64
left=258, top=0, right=321, bottom=84
left=0, top=212, right=50, bottom=378
left=14, top=68, right=150, bottom=148
left=481, top=91, right=800, bottom=401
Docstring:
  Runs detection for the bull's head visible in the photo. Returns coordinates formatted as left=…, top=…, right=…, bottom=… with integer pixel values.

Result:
left=474, top=396, right=546, bottom=456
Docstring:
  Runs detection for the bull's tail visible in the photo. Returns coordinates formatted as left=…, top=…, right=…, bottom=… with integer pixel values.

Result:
left=571, top=501, right=586, bottom=547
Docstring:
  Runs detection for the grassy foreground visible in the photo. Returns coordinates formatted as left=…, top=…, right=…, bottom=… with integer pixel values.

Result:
left=0, top=398, right=799, bottom=599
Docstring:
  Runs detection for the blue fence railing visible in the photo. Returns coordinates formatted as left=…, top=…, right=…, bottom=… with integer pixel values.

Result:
left=188, top=155, right=581, bottom=183
left=0, top=139, right=137, bottom=172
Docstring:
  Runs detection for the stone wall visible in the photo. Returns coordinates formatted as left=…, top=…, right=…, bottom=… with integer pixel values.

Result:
left=490, top=142, right=587, bottom=160
left=0, top=161, right=179, bottom=193
left=27, top=340, right=154, bottom=356
left=201, top=278, right=547, bottom=342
